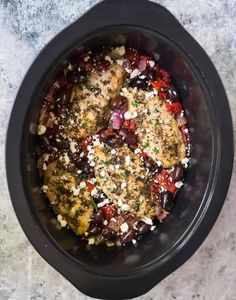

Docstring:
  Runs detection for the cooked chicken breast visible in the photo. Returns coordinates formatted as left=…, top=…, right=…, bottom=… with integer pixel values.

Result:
left=43, top=159, right=93, bottom=235
left=93, top=145, right=158, bottom=219
left=64, top=63, right=125, bottom=139
left=123, top=88, right=186, bottom=168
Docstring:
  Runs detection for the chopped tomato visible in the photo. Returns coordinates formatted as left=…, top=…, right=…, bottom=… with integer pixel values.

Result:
left=79, top=136, right=93, bottom=150
left=123, top=120, right=136, bottom=132
left=165, top=102, right=183, bottom=115
left=101, top=205, right=116, bottom=221
left=156, top=169, right=177, bottom=194
left=150, top=80, right=169, bottom=91
left=138, top=152, right=148, bottom=161
left=124, top=49, right=140, bottom=66
left=86, top=181, right=94, bottom=192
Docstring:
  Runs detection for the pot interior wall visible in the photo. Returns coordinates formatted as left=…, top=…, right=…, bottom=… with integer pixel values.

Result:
left=23, top=27, right=213, bottom=275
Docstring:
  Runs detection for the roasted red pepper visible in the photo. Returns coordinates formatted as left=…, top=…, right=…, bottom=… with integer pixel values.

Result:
left=123, top=120, right=136, bottom=132
left=155, top=169, right=177, bottom=194
left=86, top=181, right=95, bottom=192
left=165, top=102, right=183, bottom=115
left=79, top=136, right=93, bottom=150
left=101, top=205, right=116, bottom=221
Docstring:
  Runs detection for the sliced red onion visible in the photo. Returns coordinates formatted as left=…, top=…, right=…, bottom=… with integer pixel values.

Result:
left=138, top=60, right=147, bottom=72
left=111, top=109, right=125, bottom=130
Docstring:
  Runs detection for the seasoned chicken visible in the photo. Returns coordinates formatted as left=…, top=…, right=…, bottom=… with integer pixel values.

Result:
left=123, top=88, right=186, bottom=168
left=64, top=63, right=125, bottom=139
left=43, top=159, right=93, bottom=235
left=93, top=145, right=158, bottom=219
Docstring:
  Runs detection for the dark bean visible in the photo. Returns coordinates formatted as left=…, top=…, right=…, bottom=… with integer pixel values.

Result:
left=121, top=229, right=135, bottom=244
left=163, top=86, right=178, bottom=103
left=119, top=129, right=137, bottom=145
left=130, top=77, right=148, bottom=90
left=101, top=227, right=114, bottom=240
left=56, top=89, right=70, bottom=106
left=40, top=136, right=53, bottom=153
left=160, top=192, right=174, bottom=211
left=143, top=69, right=156, bottom=80
left=170, top=163, right=184, bottom=182
left=106, top=135, right=124, bottom=148
left=51, top=138, right=69, bottom=151
left=144, top=159, right=159, bottom=173
left=123, top=215, right=135, bottom=229
left=109, top=95, right=128, bottom=110
left=89, top=226, right=101, bottom=236
left=137, top=222, right=151, bottom=235
left=67, top=70, right=87, bottom=84
left=93, top=210, right=104, bottom=225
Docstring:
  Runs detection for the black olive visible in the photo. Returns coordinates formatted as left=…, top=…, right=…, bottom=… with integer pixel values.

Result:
left=106, top=135, right=124, bottom=148
left=76, top=158, right=94, bottom=176
left=160, top=192, right=174, bottom=211
left=144, top=159, right=161, bottom=173
left=163, top=86, right=179, bottom=103
left=119, top=129, right=137, bottom=145
left=121, top=229, right=135, bottom=244
left=67, top=70, right=87, bottom=84
left=143, top=69, right=157, bottom=80
left=130, top=76, right=148, bottom=90
left=93, top=210, right=104, bottom=225
left=109, top=95, right=128, bottom=110
left=101, top=228, right=114, bottom=240
left=89, top=226, right=101, bottom=236
left=137, top=222, right=150, bottom=235
left=55, top=89, right=70, bottom=106
left=40, top=136, right=53, bottom=153
left=170, top=163, right=184, bottom=182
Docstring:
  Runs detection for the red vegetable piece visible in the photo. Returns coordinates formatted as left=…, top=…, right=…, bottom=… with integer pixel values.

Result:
left=79, top=136, right=93, bottom=150
left=165, top=102, right=183, bottom=115
left=123, top=120, right=136, bottom=132
left=156, top=169, right=177, bottom=194
left=181, top=125, right=190, bottom=145
left=138, top=152, right=148, bottom=161
left=124, top=49, right=140, bottom=66
left=101, top=205, right=116, bottom=221
left=86, top=181, right=94, bottom=192
left=176, top=114, right=187, bottom=128
left=99, top=127, right=115, bottom=141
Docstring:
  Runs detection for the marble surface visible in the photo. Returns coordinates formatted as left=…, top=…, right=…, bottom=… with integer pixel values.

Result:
left=0, top=0, right=235, bottom=299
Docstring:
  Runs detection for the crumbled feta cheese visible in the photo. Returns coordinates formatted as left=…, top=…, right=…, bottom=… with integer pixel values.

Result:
left=125, top=67, right=132, bottom=74
left=111, top=46, right=126, bottom=57
left=181, top=157, right=190, bottom=168
left=149, top=60, right=155, bottom=68
left=151, top=225, right=156, bottom=231
left=120, top=223, right=129, bottom=233
left=60, top=175, right=68, bottom=181
left=70, top=141, right=77, bottom=153
left=111, top=149, right=117, bottom=155
left=103, top=220, right=108, bottom=226
left=139, top=75, right=146, bottom=79
left=124, top=111, right=138, bottom=120
left=80, top=152, right=84, bottom=158
left=43, top=153, right=49, bottom=161
left=115, top=164, right=120, bottom=169
left=57, top=214, right=67, bottom=227
left=132, top=239, right=137, bottom=245
left=41, top=185, right=48, bottom=193
left=37, top=124, right=47, bottom=135
left=116, top=59, right=124, bottom=65
left=91, top=187, right=98, bottom=197
left=175, top=181, right=184, bottom=188
left=84, top=56, right=90, bottom=62
left=42, top=163, right=47, bottom=171
left=88, top=237, right=95, bottom=245
left=105, top=55, right=113, bottom=64
left=121, top=204, right=130, bottom=211
left=134, top=148, right=141, bottom=154
left=142, top=217, right=153, bottom=226
left=90, top=160, right=95, bottom=167
left=143, top=108, right=148, bottom=114
left=110, top=218, right=117, bottom=222
left=79, top=181, right=86, bottom=189
left=121, top=182, right=127, bottom=189
left=71, top=186, right=80, bottom=196
left=122, top=87, right=128, bottom=93
left=100, top=170, right=106, bottom=177
left=118, top=199, right=123, bottom=207
left=157, top=160, right=162, bottom=167
left=125, top=155, right=131, bottom=164
left=130, top=68, right=141, bottom=79
left=97, top=199, right=110, bottom=208
left=77, top=169, right=82, bottom=174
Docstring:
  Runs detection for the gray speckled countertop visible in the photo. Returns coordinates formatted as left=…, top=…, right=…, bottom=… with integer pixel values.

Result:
left=0, top=1, right=235, bottom=299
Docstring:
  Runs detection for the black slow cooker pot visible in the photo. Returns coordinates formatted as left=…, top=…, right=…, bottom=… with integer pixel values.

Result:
left=6, top=0, right=234, bottom=299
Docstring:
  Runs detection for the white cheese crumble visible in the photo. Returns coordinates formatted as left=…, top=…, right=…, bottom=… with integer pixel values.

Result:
left=130, top=68, right=141, bottom=79
left=41, top=185, right=48, bottom=193
left=120, top=223, right=129, bottom=233
left=60, top=175, right=68, bottom=181
left=134, top=148, right=142, bottom=154
left=71, top=186, right=80, bottom=196
left=105, top=55, right=113, bottom=64
left=118, top=199, right=123, bottom=207
left=90, top=160, right=95, bottom=167
left=91, top=187, right=98, bottom=197
left=111, top=149, right=117, bottom=155
left=57, top=214, right=67, bottom=227
left=121, top=182, right=127, bottom=189
left=70, top=141, right=77, bottom=153
left=121, top=204, right=130, bottom=211
left=37, top=124, right=47, bottom=135
left=175, top=181, right=184, bottom=189
left=132, top=239, right=137, bottom=245
left=79, top=181, right=86, bottom=189
left=103, top=220, right=108, bottom=226
left=181, top=157, right=190, bottom=168
left=77, top=169, right=82, bottom=174
left=142, top=217, right=153, bottom=226
left=157, top=160, right=162, bottom=167
left=116, top=59, right=124, bottom=65
left=151, top=225, right=156, bottom=231
left=125, top=155, right=131, bottom=164
left=43, top=153, right=49, bottom=161
left=42, top=163, right=47, bottom=171
left=115, top=164, right=120, bottom=169
left=124, top=111, right=138, bottom=120
left=88, top=237, right=95, bottom=245
left=97, top=199, right=110, bottom=208
left=80, top=152, right=84, bottom=158
left=100, top=170, right=106, bottom=177
left=149, top=60, right=155, bottom=68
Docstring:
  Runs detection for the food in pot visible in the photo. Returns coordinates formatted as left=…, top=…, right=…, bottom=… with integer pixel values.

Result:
left=37, top=46, right=190, bottom=247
